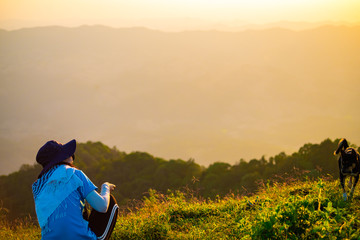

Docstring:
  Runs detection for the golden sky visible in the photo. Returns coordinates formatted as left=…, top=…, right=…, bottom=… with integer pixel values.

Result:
left=1, top=0, right=360, bottom=29
left=1, top=0, right=360, bottom=171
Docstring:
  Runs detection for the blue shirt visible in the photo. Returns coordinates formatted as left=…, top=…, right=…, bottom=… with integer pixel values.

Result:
left=38, top=168, right=98, bottom=240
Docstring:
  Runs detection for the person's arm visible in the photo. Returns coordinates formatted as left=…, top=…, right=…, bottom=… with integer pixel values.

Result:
left=86, top=182, right=116, bottom=213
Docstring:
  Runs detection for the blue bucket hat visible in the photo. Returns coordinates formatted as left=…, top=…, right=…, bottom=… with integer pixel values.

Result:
left=36, top=139, right=76, bottom=177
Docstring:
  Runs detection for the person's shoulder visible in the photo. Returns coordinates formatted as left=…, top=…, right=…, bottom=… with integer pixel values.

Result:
left=73, top=168, right=86, bottom=177
left=73, top=168, right=97, bottom=191
left=73, top=168, right=92, bottom=181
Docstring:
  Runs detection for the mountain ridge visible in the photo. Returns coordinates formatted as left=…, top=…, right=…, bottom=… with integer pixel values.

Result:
left=1, top=22, right=360, bottom=34
left=1, top=19, right=360, bottom=32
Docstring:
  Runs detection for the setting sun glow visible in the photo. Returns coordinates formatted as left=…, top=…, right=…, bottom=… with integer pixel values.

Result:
left=0, top=0, right=360, bottom=173
left=1, top=0, right=359, bottom=30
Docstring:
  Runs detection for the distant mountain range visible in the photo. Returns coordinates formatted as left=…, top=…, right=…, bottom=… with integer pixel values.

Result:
left=1, top=25, right=360, bottom=175
left=1, top=19, right=359, bottom=32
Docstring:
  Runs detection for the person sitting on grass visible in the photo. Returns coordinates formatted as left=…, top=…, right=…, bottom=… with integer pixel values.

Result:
left=32, top=139, right=119, bottom=240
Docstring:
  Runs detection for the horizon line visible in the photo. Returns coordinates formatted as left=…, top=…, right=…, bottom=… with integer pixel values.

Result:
left=1, top=22, right=360, bottom=33
left=1, top=19, right=360, bottom=32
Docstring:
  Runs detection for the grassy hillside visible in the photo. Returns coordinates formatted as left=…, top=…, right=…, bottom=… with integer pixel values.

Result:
left=2, top=176, right=360, bottom=239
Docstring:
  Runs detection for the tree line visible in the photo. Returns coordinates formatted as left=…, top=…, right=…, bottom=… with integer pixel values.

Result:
left=0, top=138, right=358, bottom=220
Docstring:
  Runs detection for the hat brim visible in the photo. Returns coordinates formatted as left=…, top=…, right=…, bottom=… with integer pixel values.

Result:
left=39, top=139, right=76, bottom=177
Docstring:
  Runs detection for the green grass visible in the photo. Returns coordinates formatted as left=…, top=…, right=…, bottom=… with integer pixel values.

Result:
left=113, top=178, right=360, bottom=239
left=2, top=177, right=360, bottom=239
left=0, top=217, right=41, bottom=240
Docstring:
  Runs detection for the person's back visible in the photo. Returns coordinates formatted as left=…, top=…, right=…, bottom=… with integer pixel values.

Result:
left=32, top=139, right=118, bottom=240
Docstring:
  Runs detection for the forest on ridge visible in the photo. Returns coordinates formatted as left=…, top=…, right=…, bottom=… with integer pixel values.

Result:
left=0, top=138, right=358, bottom=221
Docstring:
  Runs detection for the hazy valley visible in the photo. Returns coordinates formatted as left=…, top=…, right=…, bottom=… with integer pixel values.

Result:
left=1, top=25, right=360, bottom=175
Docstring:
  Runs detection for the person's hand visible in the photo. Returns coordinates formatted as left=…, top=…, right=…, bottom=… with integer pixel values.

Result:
left=102, top=182, right=116, bottom=191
